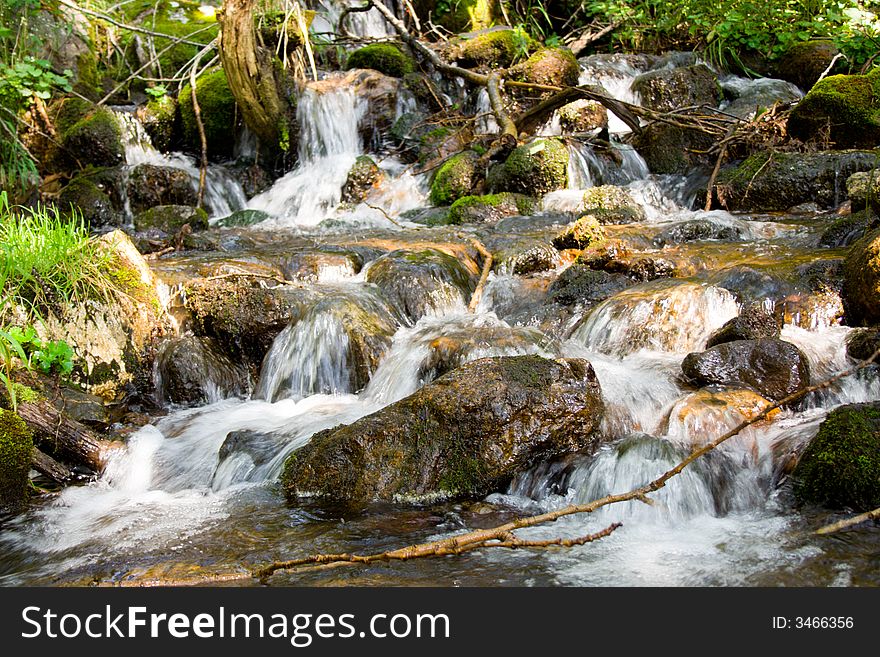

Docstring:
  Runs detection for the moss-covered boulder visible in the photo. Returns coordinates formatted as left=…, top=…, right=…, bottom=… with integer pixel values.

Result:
left=57, top=176, right=122, bottom=229
left=0, top=410, right=33, bottom=513
left=509, top=47, right=579, bottom=90
left=341, top=155, right=384, bottom=204
left=430, top=150, right=480, bottom=205
left=715, top=151, right=880, bottom=212
left=681, top=338, right=811, bottom=401
left=493, top=138, right=568, bottom=196
left=793, top=402, right=880, bottom=510
left=458, top=28, right=524, bottom=68
left=489, top=236, right=561, bottom=275
left=134, top=205, right=208, bottom=233
left=819, top=210, right=874, bottom=248
left=127, top=164, right=197, bottom=215
left=581, top=185, right=645, bottom=224
left=774, top=40, right=842, bottom=91
left=558, top=99, right=608, bottom=134
left=653, top=219, right=742, bottom=246
left=552, top=214, right=605, bottom=250
left=448, top=192, right=535, bottom=224
left=345, top=43, right=414, bottom=78
left=787, top=68, right=880, bottom=148
left=632, top=64, right=720, bottom=112
left=842, top=226, right=880, bottom=324
left=135, top=94, right=179, bottom=152
left=365, top=248, right=478, bottom=321
left=179, top=68, right=237, bottom=160
left=281, top=355, right=605, bottom=507
left=59, top=104, right=124, bottom=169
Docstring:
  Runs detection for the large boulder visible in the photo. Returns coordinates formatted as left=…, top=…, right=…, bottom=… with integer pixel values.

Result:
left=127, top=164, right=197, bottom=215
left=457, top=28, right=524, bottom=69
left=509, top=47, right=579, bottom=90
left=179, top=68, right=237, bottom=160
left=715, top=151, right=880, bottom=212
left=345, top=43, right=414, bottom=78
left=491, top=138, right=569, bottom=196
left=281, top=355, right=605, bottom=506
left=57, top=102, right=124, bottom=169
left=632, top=64, right=720, bottom=112
left=705, top=304, right=780, bottom=348
left=365, top=248, right=478, bottom=321
left=681, top=338, right=811, bottom=401
left=156, top=334, right=250, bottom=406
left=842, top=226, right=880, bottom=324
left=793, top=402, right=880, bottom=510
left=787, top=68, right=880, bottom=148
left=774, top=40, right=842, bottom=91
left=430, top=151, right=480, bottom=205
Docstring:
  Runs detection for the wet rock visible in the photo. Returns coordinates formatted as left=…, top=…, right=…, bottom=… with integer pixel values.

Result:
left=552, top=215, right=605, bottom=250
left=710, top=266, right=793, bottom=304
left=365, top=248, right=478, bottom=321
left=346, top=43, right=414, bottom=78
left=633, top=122, right=716, bottom=175
left=558, top=99, right=607, bottom=134
left=218, top=430, right=283, bottom=469
left=282, top=355, right=605, bottom=506
left=134, top=205, right=209, bottom=233
left=230, top=162, right=272, bottom=199
left=705, top=304, right=780, bottom=348
left=681, top=338, right=811, bottom=401
left=774, top=40, right=842, bottom=91
left=492, top=138, right=568, bottom=196
left=430, top=150, right=480, bottom=205
left=447, top=192, right=536, bottom=224
left=548, top=265, right=631, bottom=307
left=340, top=69, right=401, bottom=148
left=509, top=47, right=580, bottom=90
left=412, top=0, right=496, bottom=32
left=216, top=209, right=270, bottom=227
left=57, top=176, right=122, bottom=229
left=792, top=401, right=880, bottom=510
left=842, top=226, right=880, bottom=325
left=846, top=327, right=880, bottom=362
left=581, top=185, right=646, bottom=225
left=576, top=242, right=677, bottom=282
left=135, top=95, right=179, bottom=152
left=341, top=155, right=384, bottom=204
left=781, top=258, right=845, bottom=329
left=0, top=410, right=34, bottom=513
left=846, top=170, right=880, bottom=213
left=179, top=68, right=237, bottom=160
left=654, top=219, right=742, bottom=246
left=715, top=151, right=880, bottom=212
left=663, top=387, right=780, bottom=445
left=787, top=68, right=880, bottom=148
left=278, top=249, right=362, bottom=282
left=185, top=278, right=303, bottom=367
left=632, top=64, right=720, bottom=112
left=490, top=237, right=561, bottom=275
left=127, top=164, right=197, bottom=215
left=49, top=385, right=110, bottom=430
left=58, top=102, right=125, bottom=169
left=721, top=77, right=802, bottom=119
left=819, top=210, right=874, bottom=247
left=157, top=333, right=250, bottom=405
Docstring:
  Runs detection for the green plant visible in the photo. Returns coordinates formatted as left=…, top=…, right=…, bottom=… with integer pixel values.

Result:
left=4, top=325, right=73, bottom=376
left=145, top=84, right=168, bottom=100
left=0, top=324, right=27, bottom=411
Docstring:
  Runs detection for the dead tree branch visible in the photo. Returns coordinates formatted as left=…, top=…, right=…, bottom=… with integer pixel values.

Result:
left=816, top=506, right=880, bottom=535
left=468, top=239, right=493, bottom=312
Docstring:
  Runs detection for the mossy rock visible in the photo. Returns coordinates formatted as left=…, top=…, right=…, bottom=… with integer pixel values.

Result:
left=57, top=176, right=122, bottom=229
left=179, top=68, right=237, bottom=160
left=558, top=99, right=608, bottom=134
left=134, top=205, right=209, bottom=233
left=552, top=214, right=605, bottom=250
left=509, top=47, right=579, bottom=89
left=137, top=3, right=220, bottom=82
left=127, top=164, right=198, bottom=215
left=819, top=210, right=875, bottom=248
left=494, top=138, right=568, bottom=197
left=846, top=170, right=880, bottom=213
left=448, top=192, right=536, bottom=224
left=787, top=68, right=880, bottom=148
left=631, top=64, right=720, bottom=112
left=136, top=94, right=179, bottom=152
left=633, top=121, right=716, bottom=175
left=458, top=28, right=526, bottom=69
left=0, top=409, right=34, bottom=513
left=430, top=150, right=480, bottom=205
left=793, top=402, right=880, bottom=510
left=775, top=40, right=844, bottom=93
left=581, top=185, right=645, bottom=224
left=345, top=43, right=414, bottom=78
left=59, top=104, right=124, bottom=169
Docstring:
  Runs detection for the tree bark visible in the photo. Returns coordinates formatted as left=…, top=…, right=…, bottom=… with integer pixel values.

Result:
left=218, top=0, right=293, bottom=146
left=16, top=398, right=111, bottom=473
left=31, top=448, right=73, bottom=484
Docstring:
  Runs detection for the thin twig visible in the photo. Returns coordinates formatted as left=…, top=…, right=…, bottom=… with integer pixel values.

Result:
left=468, top=239, right=493, bottom=313
left=815, top=506, right=880, bottom=535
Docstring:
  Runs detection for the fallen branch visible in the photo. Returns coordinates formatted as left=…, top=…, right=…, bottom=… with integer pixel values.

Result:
left=254, top=345, right=880, bottom=582
left=468, top=239, right=493, bottom=313
left=189, top=42, right=214, bottom=208
left=815, top=506, right=880, bottom=535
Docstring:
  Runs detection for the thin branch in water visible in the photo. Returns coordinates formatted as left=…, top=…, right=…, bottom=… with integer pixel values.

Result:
left=468, top=239, right=493, bottom=313
left=815, top=506, right=880, bottom=535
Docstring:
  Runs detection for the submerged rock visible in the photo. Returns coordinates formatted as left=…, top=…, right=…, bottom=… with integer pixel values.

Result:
left=547, top=265, right=631, bottom=307
left=793, top=402, right=880, bottom=510
left=705, top=304, right=780, bottom=348
left=819, top=210, right=874, bottom=248
left=157, top=334, right=250, bottom=405
left=281, top=355, right=605, bottom=506
left=681, top=338, right=811, bottom=401
left=654, top=220, right=742, bottom=246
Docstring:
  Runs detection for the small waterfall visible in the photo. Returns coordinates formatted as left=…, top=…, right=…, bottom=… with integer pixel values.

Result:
left=578, top=56, right=645, bottom=135
left=474, top=88, right=500, bottom=135
left=571, top=281, right=739, bottom=357
left=248, top=85, right=365, bottom=226
left=566, top=141, right=599, bottom=188
left=116, top=110, right=247, bottom=220
left=315, top=0, right=394, bottom=39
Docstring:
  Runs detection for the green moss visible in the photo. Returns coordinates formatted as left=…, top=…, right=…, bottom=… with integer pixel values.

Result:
left=497, top=138, right=568, bottom=196
left=57, top=176, right=119, bottom=228
left=141, top=95, right=178, bottom=152
left=447, top=192, right=535, bottom=224
left=179, top=68, right=237, bottom=159
left=61, top=107, right=124, bottom=168
left=134, top=205, right=209, bottom=233
left=788, top=69, right=880, bottom=148
left=74, top=49, right=101, bottom=100
left=426, top=0, right=496, bottom=33
left=345, top=43, right=414, bottom=78
left=458, top=29, right=523, bottom=68
left=552, top=214, right=605, bottom=250
left=0, top=409, right=34, bottom=511
left=510, top=48, right=579, bottom=88
left=430, top=150, right=480, bottom=205
left=793, top=403, right=880, bottom=510
left=581, top=185, right=645, bottom=224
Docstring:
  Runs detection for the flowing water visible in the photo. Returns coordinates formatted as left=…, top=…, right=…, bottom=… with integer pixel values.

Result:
left=2, top=56, right=879, bottom=587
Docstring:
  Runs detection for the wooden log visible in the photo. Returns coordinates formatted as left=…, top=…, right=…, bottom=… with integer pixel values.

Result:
left=16, top=398, right=109, bottom=473
left=31, top=448, right=73, bottom=484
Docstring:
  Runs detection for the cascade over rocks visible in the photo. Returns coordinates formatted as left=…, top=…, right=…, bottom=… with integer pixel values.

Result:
left=281, top=355, right=605, bottom=507
left=157, top=334, right=250, bottom=406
